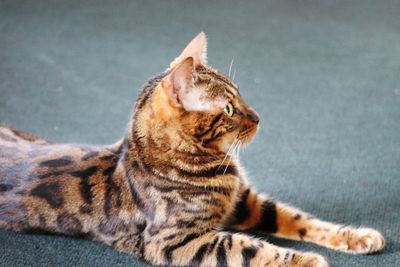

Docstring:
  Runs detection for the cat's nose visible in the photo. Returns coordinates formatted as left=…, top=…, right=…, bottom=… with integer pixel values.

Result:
left=246, top=109, right=260, bottom=124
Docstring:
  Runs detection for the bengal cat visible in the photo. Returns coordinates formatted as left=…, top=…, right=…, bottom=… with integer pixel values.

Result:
left=0, top=33, right=384, bottom=267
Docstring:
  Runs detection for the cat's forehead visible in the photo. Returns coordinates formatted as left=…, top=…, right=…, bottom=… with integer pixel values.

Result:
left=195, top=65, right=239, bottom=99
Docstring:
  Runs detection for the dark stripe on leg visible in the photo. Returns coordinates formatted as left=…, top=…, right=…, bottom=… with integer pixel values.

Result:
left=164, top=233, right=203, bottom=263
left=241, top=246, right=258, bottom=267
left=216, top=236, right=228, bottom=267
left=190, top=243, right=209, bottom=266
left=232, top=189, right=251, bottom=224
left=256, top=200, right=277, bottom=233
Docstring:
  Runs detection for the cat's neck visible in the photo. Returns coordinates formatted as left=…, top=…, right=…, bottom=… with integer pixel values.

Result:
left=121, top=129, right=231, bottom=179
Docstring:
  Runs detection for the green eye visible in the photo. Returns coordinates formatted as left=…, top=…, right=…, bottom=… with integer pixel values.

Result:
left=224, top=103, right=234, bottom=117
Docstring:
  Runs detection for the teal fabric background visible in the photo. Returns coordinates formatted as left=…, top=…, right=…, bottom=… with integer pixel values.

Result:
left=0, top=0, right=399, bottom=266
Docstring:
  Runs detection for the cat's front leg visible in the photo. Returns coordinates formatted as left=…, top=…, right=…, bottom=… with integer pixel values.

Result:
left=226, top=187, right=385, bottom=254
left=113, top=228, right=329, bottom=267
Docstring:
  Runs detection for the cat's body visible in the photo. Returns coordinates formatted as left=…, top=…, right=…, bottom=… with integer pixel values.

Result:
left=0, top=33, right=384, bottom=267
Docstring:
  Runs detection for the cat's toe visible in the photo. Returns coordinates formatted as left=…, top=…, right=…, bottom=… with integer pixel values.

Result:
left=348, top=228, right=385, bottom=254
left=291, top=252, right=329, bottom=267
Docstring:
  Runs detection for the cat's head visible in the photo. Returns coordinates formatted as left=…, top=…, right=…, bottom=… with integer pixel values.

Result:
left=133, top=33, right=259, bottom=156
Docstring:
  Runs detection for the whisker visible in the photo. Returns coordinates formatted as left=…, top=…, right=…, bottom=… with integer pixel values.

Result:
left=223, top=141, right=241, bottom=175
left=232, top=69, right=237, bottom=82
left=216, top=139, right=237, bottom=173
left=236, top=141, right=242, bottom=159
left=228, top=56, right=235, bottom=79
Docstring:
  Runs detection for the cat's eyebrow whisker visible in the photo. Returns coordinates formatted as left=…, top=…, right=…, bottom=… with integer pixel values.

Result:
left=232, top=69, right=237, bottom=82
left=228, top=56, right=235, bottom=80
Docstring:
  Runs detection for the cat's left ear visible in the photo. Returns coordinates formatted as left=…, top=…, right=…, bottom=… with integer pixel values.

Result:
left=162, top=56, right=195, bottom=109
left=170, top=32, right=208, bottom=68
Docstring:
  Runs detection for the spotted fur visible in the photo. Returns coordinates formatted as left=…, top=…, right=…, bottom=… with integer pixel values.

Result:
left=0, top=33, right=384, bottom=266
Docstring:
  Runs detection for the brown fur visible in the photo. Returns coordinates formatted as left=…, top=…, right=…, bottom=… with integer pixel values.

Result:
left=0, top=33, right=384, bottom=266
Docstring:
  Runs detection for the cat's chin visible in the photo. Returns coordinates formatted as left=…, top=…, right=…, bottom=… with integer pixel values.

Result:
left=238, top=126, right=258, bottom=146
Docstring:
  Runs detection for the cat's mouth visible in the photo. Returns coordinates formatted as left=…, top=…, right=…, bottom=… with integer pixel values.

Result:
left=238, top=125, right=258, bottom=145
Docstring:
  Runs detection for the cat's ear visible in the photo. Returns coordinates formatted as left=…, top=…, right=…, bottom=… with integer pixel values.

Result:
left=170, top=32, right=207, bottom=68
left=160, top=57, right=195, bottom=110
left=161, top=57, right=225, bottom=112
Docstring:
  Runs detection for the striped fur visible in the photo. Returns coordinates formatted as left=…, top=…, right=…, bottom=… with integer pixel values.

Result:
left=0, top=33, right=384, bottom=266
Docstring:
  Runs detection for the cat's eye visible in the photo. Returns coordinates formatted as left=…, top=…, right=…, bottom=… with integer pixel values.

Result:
left=224, top=103, right=234, bottom=117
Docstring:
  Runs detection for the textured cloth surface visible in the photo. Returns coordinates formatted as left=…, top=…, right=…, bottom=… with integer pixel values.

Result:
left=0, top=0, right=399, bottom=266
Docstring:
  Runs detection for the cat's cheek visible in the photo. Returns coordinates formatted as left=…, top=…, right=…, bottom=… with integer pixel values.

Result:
left=216, top=133, right=239, bottom=153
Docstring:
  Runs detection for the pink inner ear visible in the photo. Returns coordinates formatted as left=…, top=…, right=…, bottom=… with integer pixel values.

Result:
left=171, top=57, right=194, bottom=103
left=170, top=32, right=208, bottom=68
left=166, top=57, right=227, bottom=112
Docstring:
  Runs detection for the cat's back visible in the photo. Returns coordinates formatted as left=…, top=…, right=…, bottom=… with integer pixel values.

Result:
left=0, top=126, right=111, bottom=191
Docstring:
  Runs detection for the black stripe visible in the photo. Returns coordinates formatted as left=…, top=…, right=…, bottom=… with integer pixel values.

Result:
left=164, top=232, right=203, bottom=263
left=99, top=154, right=118, bottom=161
left=225, top=89, right=235, bottom=98
left=241, top=246, right=258, bottom=267
left=124, top=165, right=146, bottom=212
left=80, top=180, right=93, bottom=205
left=70, top=166, right=98, bottom=205
left=202, top=130, right=222, bottom=144
left=216, top=236, right=228, bottom=267
left=39, top=156, right=73, bottom=168
left=226, top=235, right=233, bottom=250
left=232, top=189, right=251, bottom=225
left=208, top=235, right=220, bottom=253
left=255, top=200, right=277, bottom=233
left=175, top=215, right=221, bottom=228
left=30, top=182, right=64, bottom=208
left=164, top=233, right=178, bottom=240
left=190, top=243, right=209, bottom=266
left=103, top=166, right=123, bottom=216
left=176, top=219, right=196, bottom=229
left=103, top=166, right=114, bottom=215
left=178, top=164, right=238, bottom=178
left=196, top=114, right=223, bottom=138
left=0, top=184, right=13, bottom=192
left=69, top=166, right=98, bottom=179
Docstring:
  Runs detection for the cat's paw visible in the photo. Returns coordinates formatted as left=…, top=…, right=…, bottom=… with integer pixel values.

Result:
left=332, top=227, right=385, bottom=254
left=291, top=252, right=329, bottom=267
left=347, top=228, right=385, bottom=254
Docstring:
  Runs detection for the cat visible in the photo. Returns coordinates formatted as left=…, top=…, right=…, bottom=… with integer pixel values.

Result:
left=0, top=32, right=384, bottom=267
